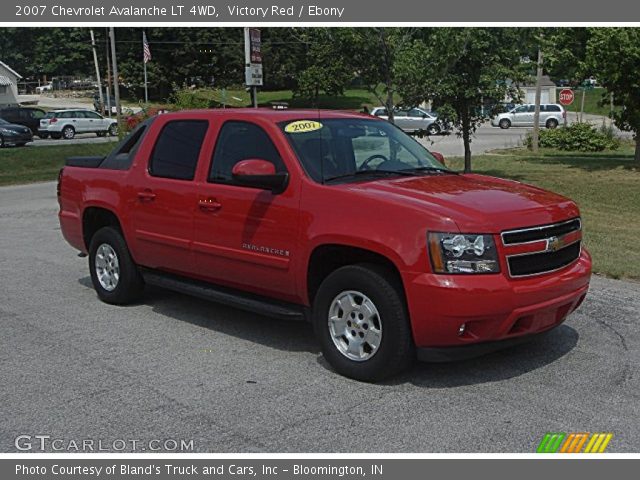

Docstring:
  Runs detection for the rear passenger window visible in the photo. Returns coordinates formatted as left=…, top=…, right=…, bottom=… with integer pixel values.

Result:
left=149, top=120, right=208, bottom=181
left=209, top=121, right=285, bottom=184
left=547, top=105, right=561, bottom=112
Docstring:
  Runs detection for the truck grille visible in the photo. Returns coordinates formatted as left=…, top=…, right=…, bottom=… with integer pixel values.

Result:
left=502, top=218, right=582, bottom=277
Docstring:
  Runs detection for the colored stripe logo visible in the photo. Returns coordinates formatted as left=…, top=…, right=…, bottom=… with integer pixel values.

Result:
left=537, top=433, right=613, bottom=453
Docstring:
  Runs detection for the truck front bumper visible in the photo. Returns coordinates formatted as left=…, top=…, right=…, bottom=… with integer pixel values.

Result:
left=404, top=248, right=592, bottom=356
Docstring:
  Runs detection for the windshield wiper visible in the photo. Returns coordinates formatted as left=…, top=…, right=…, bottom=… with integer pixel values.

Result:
left=403, top=166, right=456, bottom=174
left=324, top=170, right=417, bottom=183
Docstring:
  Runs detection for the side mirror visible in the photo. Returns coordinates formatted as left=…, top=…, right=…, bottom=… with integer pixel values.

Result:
left=431, top=151, right=446, bottom=166
left=231, top=159, right=289, bottom=194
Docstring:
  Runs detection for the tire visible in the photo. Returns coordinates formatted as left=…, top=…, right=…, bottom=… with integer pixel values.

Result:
left=88, top=226, right=144, bottom=305
left=108, top=123, right=118, bottom=137
left=312, top=264, right=414, bottom=382
left=51, top=133, right=62, bottom=140
left=499, top=119, right=511, bottom=129
left=0, top=136, right=4, bottom=148
left=546, top=118, right=559, bottom=129
left=427, top=123, right=441, bottom=135
left=16, top=143, right=27, bottom=147
left=38, top=133, right=49, bottom=139
left=62, top=126, right=75, bottom=140
left=96, top=131, right=106, bottom=137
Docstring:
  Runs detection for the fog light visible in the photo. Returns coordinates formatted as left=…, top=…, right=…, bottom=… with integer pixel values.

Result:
left=458, top=323, right=466, bottom=336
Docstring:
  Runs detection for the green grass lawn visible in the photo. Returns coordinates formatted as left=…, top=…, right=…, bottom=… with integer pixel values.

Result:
left=2, top=141, right=638, bottom=280
left=446, top=143, right=640, bottom=280
left=0, top=143, right=115, bottom=186
left=567, top=87, right=618, bottom=117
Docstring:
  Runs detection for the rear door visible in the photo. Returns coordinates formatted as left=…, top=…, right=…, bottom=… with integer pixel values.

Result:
left=128, top=117, right=209, bottom=274
left=192, top=119, right=301, bottom=302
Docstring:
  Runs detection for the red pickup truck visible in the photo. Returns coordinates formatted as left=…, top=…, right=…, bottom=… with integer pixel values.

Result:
left=58, top=109, right=591, bottom=381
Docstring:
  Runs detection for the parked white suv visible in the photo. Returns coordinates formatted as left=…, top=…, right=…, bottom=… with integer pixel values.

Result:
left=491, top=104, right=566, bottom=129
left=38, top=109, right=118, bottom=139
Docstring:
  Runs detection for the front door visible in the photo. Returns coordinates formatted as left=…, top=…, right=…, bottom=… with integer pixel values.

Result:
left=129, top=118, right=209, bottom=275
left=193, top=120, right=300, bottom=302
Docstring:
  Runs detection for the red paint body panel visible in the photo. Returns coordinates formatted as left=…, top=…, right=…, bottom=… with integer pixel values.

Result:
left=58, top=108, right=592, bottom=350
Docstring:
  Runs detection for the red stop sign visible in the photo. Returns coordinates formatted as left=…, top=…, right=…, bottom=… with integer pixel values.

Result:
left=559, top=88, right=574, bottom=106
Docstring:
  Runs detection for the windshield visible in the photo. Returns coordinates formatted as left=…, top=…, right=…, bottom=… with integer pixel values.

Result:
left=280, top=118, right=449, bottom=183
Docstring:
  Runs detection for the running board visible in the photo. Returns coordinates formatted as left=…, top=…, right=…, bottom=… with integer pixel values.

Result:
left=140, top=269, right=309, bottom=322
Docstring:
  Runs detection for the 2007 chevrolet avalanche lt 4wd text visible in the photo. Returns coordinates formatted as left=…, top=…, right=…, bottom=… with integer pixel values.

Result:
left=58, top=109, right=591, bottom=381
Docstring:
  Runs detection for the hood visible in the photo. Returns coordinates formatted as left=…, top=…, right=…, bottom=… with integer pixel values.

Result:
left=344, top=173, right=579, bottom=233
left=0, top=122, right=31, bottom=134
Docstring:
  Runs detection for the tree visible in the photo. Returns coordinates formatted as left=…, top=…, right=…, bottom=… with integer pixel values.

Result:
left=293, top=29, right=353, bottom=105
left=586, top=28, right=640, bottom=164
left=396, top=28, right=528, bottom=172
left=347, top=28, right=417, bottom=123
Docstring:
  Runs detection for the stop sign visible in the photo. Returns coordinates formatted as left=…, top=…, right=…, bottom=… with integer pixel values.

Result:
left=559, top=88, right=575, bottom=106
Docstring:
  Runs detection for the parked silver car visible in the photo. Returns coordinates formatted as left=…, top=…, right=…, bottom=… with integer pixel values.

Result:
left=370, top=107, right=450, bottom=135
left=491, top=104, right=566, bottom=129
left=38, top=109, right=118, bottom=140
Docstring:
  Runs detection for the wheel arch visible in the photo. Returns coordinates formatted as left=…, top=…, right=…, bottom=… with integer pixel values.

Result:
left=82, top=206, right=123, bottom=251
left=306, top=243, right=406, bottom=307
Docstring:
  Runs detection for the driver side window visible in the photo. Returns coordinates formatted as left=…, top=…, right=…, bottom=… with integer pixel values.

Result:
left=351, top=127, right=421, bottom=170
left=209, top=121, right=286, bottom=185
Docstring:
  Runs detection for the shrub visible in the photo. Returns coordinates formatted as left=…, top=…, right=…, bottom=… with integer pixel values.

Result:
left=525, top=122, right=620, bottom=152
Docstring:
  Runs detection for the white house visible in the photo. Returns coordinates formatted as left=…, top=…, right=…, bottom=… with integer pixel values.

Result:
left=0, top=61, right=21, bottom=107
left=519, top=75, right=557, bottom=104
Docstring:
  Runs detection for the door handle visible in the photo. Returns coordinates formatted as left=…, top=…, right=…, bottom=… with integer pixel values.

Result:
left=198, top=198, right=222, bottom=212
left=137, top=190, right=156, bottom=201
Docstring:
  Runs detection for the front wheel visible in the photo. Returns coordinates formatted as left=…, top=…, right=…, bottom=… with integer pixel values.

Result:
left=426, top=123, right=441, bottom=135
left=499, top=119, right=511, bottom=129
left=546, top=118, right=559, bottom=129
left=108, top=123, right=118, bottom=136
left=89, top=226, right=144, bottom=305
left=312, top=264, right=414, bottom=382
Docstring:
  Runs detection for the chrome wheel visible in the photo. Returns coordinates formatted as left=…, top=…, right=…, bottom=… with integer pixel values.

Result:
left=63, top=126, right=75, bottom=139
left=328, top=290, right=382, bottom=362
left=95, top=243, right=120, bottom=291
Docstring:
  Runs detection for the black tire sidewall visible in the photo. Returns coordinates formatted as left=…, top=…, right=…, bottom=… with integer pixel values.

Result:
left=499, top=119, right=510, bottom=129
left=312, top=264, right=414, bottom=382
left=88, top=226, right=143, bottom=305
left=546, top=119, right=558, bottom=129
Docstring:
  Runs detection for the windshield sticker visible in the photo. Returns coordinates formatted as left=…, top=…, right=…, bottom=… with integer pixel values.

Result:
left=285, top=120, right=323, bottom=133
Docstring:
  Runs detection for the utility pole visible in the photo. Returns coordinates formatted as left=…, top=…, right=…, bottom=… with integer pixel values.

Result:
left=105, top=28, right=112, bottom=118
left=531, top=45, right=543, bottom=154
left=89, top=30, right=103, bottom=114
left=109, top=27, right=122, bottom=132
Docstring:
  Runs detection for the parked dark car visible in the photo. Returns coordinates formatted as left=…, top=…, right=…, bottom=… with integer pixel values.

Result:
left=0, top=117, right=33, bottom=147
left=93, top=92, right=116, bottom=115
left=0, top=107, right=47, bottom=136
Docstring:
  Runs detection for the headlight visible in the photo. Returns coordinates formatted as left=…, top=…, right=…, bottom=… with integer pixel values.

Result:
left=428, top=232, right=500, bottom=274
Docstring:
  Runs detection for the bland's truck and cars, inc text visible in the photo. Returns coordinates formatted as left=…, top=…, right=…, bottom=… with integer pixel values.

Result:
left=57, top=109, right=591, bottom=382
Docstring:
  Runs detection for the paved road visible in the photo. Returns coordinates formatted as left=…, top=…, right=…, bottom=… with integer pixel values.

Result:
left=1, top=182, right=638, bottom=453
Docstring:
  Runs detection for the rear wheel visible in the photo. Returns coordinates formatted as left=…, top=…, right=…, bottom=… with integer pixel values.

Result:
left=51, top=133, right=62, bottom=140
left=89, top=226, right=144, bottom=305
left=96, top=131, right=106, bottom=137
left=108, top=123, right=118, bottom=136
left=312, top=264, right=414, bottom=382
left=499, top=119, right=511, bottom=129
left=38, top=133, right=49, bottom=139
left=546, top=118, right=559, bottom=129
left=62, top=126, right=75, bottom=139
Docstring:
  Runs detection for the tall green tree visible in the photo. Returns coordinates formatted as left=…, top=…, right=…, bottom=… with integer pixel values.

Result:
left=293, top=29, right=353, bottom=105
left=396, top=28, right=528, bottom=172
left=586, top=28, right=640, bottom=164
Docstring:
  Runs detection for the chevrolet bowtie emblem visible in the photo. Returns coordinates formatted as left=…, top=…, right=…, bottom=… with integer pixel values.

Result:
left=546, top=236, right=565, bottom=252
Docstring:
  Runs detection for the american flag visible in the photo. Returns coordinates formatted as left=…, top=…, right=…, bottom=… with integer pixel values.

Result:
left=143, top=32, right=151, bottom=64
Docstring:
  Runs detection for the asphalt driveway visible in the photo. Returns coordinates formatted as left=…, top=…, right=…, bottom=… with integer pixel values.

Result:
left=0, top=182, right=638, bottom=452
